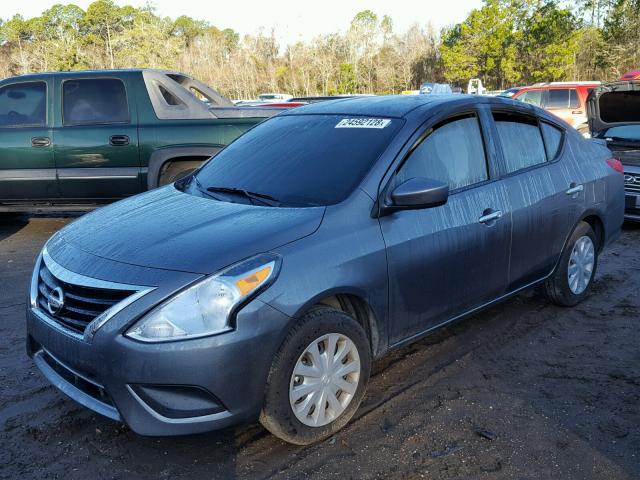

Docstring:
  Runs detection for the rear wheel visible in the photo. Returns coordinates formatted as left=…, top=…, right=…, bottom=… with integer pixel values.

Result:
left=260, top=307, right=371, bottom=445
left=544, top=221, right=598, bottom=306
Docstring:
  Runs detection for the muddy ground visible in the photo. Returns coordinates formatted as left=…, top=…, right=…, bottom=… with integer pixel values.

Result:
left=0, top=214, right=638, bottom=479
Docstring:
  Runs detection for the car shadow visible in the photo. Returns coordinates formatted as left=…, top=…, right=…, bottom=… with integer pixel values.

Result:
left=0, top=214, right=30, bottom=243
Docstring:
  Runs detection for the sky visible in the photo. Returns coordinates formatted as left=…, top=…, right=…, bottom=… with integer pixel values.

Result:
left=1, top=0, right=484, bottom=45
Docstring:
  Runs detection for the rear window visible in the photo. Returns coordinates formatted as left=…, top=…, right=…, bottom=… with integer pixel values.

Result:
left=0, top=82, right=46, bottom=127
left=599, top=91, right=640, bottom=123
left=194, top=115, right=403, bottom=207
left=602, top=125, right=640, bottom=142
left=493, top=112, right=547, bottom=174
left=546, top=89, right=578, bottom=109
left=63, top=78, right=129, bottom=125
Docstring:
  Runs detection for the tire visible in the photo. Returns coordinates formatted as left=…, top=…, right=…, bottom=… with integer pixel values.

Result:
left=544, top=221, right=598, bottom=307
left=260, top=306, right=371, bottom=445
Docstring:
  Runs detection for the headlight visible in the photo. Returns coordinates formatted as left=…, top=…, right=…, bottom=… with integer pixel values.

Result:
left=126, top=254, right=280, bottom=342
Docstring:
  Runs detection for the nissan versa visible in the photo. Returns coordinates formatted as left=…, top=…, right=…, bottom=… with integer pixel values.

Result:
left=27, top=95, right=624, bottom=445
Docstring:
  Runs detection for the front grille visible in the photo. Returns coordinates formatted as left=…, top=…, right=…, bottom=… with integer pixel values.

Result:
left=624, top=172, right=640, bottom=194
left=37, top=262, right=135, bottom=335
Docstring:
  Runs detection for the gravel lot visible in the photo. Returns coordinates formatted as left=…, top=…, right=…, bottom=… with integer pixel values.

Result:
left=1, top=214, right=639, bottom=479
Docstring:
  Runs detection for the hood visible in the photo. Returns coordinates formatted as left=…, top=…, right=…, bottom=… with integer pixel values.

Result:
left=51, top=186, right=324, bottom=274
left=587, top=80, right=640, bottom=135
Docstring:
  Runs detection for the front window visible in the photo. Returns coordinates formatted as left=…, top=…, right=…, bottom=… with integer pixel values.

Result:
left=193, top=114, right=403, bottom=207
left=396, top=114, right=488, bottom=190
left=0, top=82, right=46, bottom=127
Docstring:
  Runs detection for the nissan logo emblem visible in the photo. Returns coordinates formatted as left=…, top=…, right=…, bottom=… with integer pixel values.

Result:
left=625, top=174, right=640, bottom=184
left=46, top=286, right=65, bottom=316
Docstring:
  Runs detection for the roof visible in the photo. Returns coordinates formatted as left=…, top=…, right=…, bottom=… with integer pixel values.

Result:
left=6, top=68, right=177, bottom=81
left=283, top=94, right=475, bottom=118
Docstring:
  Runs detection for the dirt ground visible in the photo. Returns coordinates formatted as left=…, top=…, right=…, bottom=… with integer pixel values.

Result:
left=0, top=213, right=638, bottom=480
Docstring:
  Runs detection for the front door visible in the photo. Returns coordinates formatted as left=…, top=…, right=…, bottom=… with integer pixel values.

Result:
left=54, top=76, right=141, bottom=201
left=0, top=80, right=57, bottom=201
left=380, top=113, right=512, bottom=345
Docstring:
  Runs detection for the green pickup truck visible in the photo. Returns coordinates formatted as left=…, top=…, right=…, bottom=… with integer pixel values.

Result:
left=0, top=69, right=282, bottom=212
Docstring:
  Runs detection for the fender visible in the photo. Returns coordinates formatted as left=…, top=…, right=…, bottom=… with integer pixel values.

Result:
left=146, top=146, right=222, bottom=189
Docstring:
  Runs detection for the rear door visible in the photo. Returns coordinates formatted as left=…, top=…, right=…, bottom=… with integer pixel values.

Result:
left=489, top=109, right=580, bottom=289
left=380, top=109, right=512, bottom=344
left=0, top=79, right=57, bottom=200
left=543, top=88, right=580, bottom=127
left=54, top=75, right=141, bottom=200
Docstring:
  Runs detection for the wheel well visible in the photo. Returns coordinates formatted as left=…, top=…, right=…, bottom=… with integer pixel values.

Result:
left=158, top=156, right=210, bottom=186
left=313, top=294, right=380, bottom=356
left=160, top=156, right=210, bottom=175
left=582, top=214, right=604, bottom=251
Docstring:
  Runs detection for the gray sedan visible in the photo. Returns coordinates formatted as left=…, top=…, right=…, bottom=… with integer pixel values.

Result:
left=27, top=94, right=624, bottom=445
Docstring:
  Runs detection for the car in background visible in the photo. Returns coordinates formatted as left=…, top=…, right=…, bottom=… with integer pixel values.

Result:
left=288, top=95, right=372, bottom=104
left=588, top=80, right=640, bottom=221
left=498, top=87, right=524, bottom=98
left=27, top=94, right=623, bottom=446
left=620, top=70, right=640, bottom=81
left=257, top=93, right=293, bottom=102
left=512, top=82, right=600, bottom=134
left=0, top=69, right=290, bottom=213
left=419, top=83, right=452, bottom=95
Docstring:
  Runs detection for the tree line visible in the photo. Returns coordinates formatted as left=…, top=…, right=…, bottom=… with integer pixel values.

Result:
left=0, top=0, right=638, bottom=98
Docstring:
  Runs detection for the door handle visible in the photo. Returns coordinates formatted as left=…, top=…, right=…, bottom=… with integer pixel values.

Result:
left=478, top=210, right=502, bottom=224
left=31, top=136, right=51, bottom=147
left=571, top=110, right=583, bottom=115
left=109, top=135, right=130, bottom=146
left=566, top=184, right=584, bottom=195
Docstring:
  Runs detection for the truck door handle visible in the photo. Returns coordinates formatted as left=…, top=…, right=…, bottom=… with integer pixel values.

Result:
left=31, top=137, right=51, bottom=147
left=109, top=135, right=130, bottom=146
left=478, top=209, right=502, bottom=224
left=566, top=184, right=584, bottom=195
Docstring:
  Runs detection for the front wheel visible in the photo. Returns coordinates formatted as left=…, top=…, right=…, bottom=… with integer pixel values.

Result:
left=260, top=307, right=371, bottom=445
left=544, top=221, right=598, bottom=306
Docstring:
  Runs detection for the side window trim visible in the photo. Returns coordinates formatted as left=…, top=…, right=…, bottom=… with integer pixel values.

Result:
left=61, top=77, right=130, bottom=126
left=393, top=110, right=491, bottom=195
left=0, top=80, right=48, bottom=128
left=539, top=119, right=567, bottom=162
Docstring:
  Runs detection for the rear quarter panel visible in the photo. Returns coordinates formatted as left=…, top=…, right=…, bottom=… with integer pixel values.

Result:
left=565, top=130, right=624, bottom=246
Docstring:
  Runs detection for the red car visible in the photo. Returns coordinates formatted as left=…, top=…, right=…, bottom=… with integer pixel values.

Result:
left=512, top=82, right=600, bottom=134
left=620, top=70, right=640, bottom=80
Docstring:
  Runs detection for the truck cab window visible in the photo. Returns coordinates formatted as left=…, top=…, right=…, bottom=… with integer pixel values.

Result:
left=63, top=78, right=129, bottom=125
left=0, top=82, right=46, bottom=127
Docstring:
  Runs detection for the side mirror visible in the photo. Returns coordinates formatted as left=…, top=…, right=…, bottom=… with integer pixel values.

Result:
left=390, top=177, right=449, bottom=210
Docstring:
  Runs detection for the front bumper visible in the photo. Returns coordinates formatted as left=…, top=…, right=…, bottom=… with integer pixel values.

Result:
left=26, top=251, right=292, bottom=436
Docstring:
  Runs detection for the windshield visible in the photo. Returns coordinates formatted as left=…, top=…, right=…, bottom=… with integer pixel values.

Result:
left=600, top=125, right=640, bottom=142
left=193, top=114, right=402, bottom=207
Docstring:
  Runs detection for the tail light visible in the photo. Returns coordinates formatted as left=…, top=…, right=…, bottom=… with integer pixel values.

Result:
left=606, top=157, right=624, bottom=175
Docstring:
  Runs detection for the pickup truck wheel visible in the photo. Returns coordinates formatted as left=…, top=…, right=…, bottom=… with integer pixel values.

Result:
left=544, top=221, right=598, bottom=307
left=260, top=307, right=371, bottom=445
left=158, top=161, right=201, bottom=186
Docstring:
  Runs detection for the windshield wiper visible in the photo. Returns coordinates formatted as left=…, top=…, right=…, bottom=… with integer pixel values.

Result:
left=206, top=186, right=281, bottom=207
